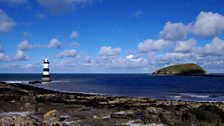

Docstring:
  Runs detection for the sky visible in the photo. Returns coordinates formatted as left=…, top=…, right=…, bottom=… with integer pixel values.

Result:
left=0, top=0, right=224, bottom=73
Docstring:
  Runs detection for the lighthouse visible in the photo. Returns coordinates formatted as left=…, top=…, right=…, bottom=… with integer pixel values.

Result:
left=42, top=58, right=51, bottom=82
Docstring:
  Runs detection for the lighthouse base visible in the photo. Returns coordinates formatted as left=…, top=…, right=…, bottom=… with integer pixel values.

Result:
left=42, top=77, right=51, bottom=82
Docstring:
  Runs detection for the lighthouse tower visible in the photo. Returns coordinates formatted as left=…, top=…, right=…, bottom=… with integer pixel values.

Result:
left=42, top=58, right=51, bottom=82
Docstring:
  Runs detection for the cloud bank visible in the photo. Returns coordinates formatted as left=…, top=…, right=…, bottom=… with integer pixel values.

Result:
left=0, top=9, right=16, bottom=32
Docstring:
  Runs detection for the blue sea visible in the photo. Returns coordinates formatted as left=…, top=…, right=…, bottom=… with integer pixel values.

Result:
left=0, top=74, right=224, bottom=102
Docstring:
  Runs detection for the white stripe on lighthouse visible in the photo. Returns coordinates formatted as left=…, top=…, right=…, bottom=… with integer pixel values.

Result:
left=43, top=64, right=49, bottom=68
left=43, top=71, right=49, bottom=75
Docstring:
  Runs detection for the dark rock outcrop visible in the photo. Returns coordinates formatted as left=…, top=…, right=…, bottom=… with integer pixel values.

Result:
left=29, top=80, right=41, bottom=84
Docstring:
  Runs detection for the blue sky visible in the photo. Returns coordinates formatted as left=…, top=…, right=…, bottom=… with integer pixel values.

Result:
left=0, top=0, right=224, bottom=73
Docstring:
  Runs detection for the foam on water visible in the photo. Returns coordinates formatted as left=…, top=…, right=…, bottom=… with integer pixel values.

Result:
left=179, top=93, right=209, bottom=98
left=123, top=120, right=164, bottom=126
left=50, top=80, right=70, bottom=83
left=5, top=81, right=29, bottom=84
left=165, top=92, right=223, bottom=102
left=0, top=112, right=30, bottom=117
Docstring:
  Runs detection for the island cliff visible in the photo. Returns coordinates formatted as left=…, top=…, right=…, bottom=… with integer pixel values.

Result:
left=153, top=63, right=208, bottom=76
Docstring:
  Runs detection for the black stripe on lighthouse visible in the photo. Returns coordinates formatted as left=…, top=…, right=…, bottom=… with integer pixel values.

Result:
left=42, top=75, right=50, bottom=77
left=43, top=68, right=49, bottom=71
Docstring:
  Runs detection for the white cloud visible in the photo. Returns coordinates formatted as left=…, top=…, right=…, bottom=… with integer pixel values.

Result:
left=9, top=63, right=41, bottom=69
left=10, top=63, right=20, bottom=68
left=162, top=52, right=191, bottom=61
left=70, top=31, right=78, bottom=39
left=198, top=37, right=224, bottom=56
left=36, top=11, right=46, bottom=19
left=126, top=55, right=142, bottom=62
left=48, top=38, right=61, bottom=49
left=0, top=9, right=16, bottom=32
left=70, top=42, right=80, bottom=47
left=174, top=39, right=196, bottom=53
left=57, top=49, right=77, bottom=58
left=148, top=52, right=193, bottom=69
left=0, top=44, right=3, bottom=52
left=0, top=52, right=9, bottom=61
left=0, top=0, right=27, bottom=5
left=23, top=32, right=30, bottom=37
left=192, top=11, right=224, bottom=37
left=37, top=0, right=93, bottom=15
left=160, top=22, right=190, bottom=41
left=94, top=54, right=148, bottom=70
left=14, top=50, right=28, bottom=61
left=18, top=40, right=31, bottom=51
left=138, top=39, right=167, bottom=52
left=23, top=63, right=40, bottom=69
left=134, top=10, right=144, bottom=17
left=99, top=46, right=121, bottom=56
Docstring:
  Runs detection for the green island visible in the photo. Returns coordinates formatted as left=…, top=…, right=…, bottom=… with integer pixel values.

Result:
left=152, top=63, right=208, bottom=76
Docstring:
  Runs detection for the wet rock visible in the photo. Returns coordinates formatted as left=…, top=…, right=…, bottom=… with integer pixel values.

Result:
left=29, top=80, right=41, bottom=84
left=146, top=107, right=163, bottom=115
left=43, top=110, right=66, bottom=126
left=110, top=110, right=136, bottom=119
left=193, top=105, right=224, bottom=124
left=160, top=111, right=181, bottom=125
left=93, top=115, right=100, bottom=119
left=44, top=110, right=59, bottom=120
left=0, top=113, right=40, bottom=126
left=22, top=103, right=38, bottom=112
left=143, top=113, right=161, bottom=123
left=0, top=81, right=6, bottom=84
left=20, top=96, right=37, bottom=103
left=10, top=99, right=16, bottom=103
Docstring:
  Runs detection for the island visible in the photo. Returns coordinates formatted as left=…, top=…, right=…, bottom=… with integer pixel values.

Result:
left=152, top=63, right=208, bottom=76
left=1, top=82, right=224, bottom=126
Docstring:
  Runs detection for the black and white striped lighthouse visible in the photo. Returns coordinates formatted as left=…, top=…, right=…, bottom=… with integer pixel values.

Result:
left=42, top=58, right=51, bottom=82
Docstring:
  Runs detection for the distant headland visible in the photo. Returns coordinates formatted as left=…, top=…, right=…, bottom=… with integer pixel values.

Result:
left=152, top=63, right=208, bottom=76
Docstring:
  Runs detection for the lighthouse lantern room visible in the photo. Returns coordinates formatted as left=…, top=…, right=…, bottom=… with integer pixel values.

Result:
left=42, top=58, right=51, bottom=82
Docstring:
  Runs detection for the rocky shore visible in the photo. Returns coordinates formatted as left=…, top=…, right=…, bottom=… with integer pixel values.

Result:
left=1, top=82, right=224, bottom=126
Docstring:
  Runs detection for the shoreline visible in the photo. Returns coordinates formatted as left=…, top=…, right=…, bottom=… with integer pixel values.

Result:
left=4, top=81, right=223, bottom=103
left=13, top=81, right=224, bottom=103
left=1, top=82, right=224, bottom=125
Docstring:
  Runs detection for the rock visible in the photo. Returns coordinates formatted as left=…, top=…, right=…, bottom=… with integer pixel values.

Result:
left=0, top=81, right=6, bottom=84
left=143, top=113, right=161, bottom=123
left=160, top=111, right=180, bottom=125
left=23, top=103, right=37, bottom=112
left=93, top=115, right=100, bottom=119
left=193, top=105, right=223, bottom=123
left=10, top=99, right=16, bottom=103
left=29, top=80, right=41, bottom=84
left=20, top=96, right=37, bottom=103
left=43, top=110, right=65, bottom=126
left=110, top=110, right=136, bottom=119
left=0, top=114, right=39, bottom=126
left=44, top=110, right=59, bottom=120
left=146, top=107, right=163, bottom=115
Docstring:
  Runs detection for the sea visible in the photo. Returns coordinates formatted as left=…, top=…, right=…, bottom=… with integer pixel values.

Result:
left=0, top=73, right=224, bottom=102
